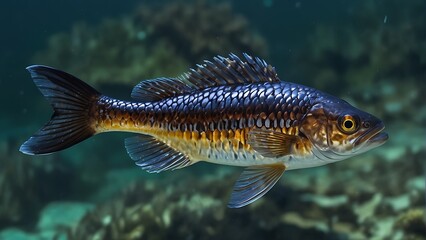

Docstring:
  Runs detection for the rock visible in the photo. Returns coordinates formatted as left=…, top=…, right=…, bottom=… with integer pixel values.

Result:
left=385, top=194, right=411, bottom=212
left=354, top=193, right=382, bottom=223
left=0, top=228, right=40, bottom=240
left=37, top=202, right=94, bottom=231
left=374, top=218, right=398, bottom=240
left=380, top=146, right=406, bottom=162
left=301, top=194, right=348, bottom=208
left=406, top=176, right=425, bottom=191
left=280, top=212, right=328, bottom=232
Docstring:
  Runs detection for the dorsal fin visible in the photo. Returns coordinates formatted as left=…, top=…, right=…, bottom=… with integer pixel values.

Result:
left=131, top=77, right=193, bottom=102
left=183, top=53, right=280, bottom=88
left=131, top=53, right=280, bottom=102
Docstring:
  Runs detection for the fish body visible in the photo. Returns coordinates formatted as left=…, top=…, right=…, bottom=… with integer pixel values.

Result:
left=20, top=54, right=388, bottom=208
left=95, top=81, right=316, bottom=169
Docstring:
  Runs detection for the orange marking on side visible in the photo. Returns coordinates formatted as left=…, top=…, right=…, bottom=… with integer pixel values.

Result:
left=192, top=131, right=199, bottom=140
left=240, top=128, right=246, bottom=145
left=222, top=130, right=229, bottom=141
left=213, top=129, right=220, bottom=142
left=183, top=131, right=191, bottom=141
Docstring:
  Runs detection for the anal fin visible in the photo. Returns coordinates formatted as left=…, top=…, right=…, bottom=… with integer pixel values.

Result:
left=125, top=135, right=192, bottom=173
left=228, top=164, right=286, bottom=208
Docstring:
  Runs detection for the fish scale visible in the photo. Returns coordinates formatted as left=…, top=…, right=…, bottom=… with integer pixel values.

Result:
left=94, top=81, right=313, bottom=138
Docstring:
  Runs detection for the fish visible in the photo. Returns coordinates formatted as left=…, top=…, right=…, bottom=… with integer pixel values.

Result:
left=20, top=53, right=388, bottom=208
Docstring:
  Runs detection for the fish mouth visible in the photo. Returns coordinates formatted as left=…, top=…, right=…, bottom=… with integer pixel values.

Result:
left=354, top=122, right=388, bottom=152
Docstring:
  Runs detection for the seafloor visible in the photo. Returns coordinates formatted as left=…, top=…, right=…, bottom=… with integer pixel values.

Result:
left=0, top=1, right=425, bottom=240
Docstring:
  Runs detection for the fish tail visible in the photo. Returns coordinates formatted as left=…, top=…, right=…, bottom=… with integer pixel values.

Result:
left=20, top=65, right=101, bottom=155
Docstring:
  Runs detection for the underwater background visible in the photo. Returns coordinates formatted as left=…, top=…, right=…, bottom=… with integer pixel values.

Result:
left=0, top=0, right=425, bottom=239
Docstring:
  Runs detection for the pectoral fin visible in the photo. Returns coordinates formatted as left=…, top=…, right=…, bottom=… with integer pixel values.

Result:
left=247, top=129, right=297, bottom=158
left=228, top=164, right=286, bottom=208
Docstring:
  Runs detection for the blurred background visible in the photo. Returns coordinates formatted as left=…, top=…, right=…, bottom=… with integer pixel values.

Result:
left=0, top=0, right=425, bottom=239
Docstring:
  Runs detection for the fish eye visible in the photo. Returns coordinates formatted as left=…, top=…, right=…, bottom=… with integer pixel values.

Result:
left=338, top=115, right=359, bottom=134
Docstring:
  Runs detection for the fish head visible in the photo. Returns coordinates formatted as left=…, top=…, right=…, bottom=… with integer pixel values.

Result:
left=300, top=96, right=388, bottom=162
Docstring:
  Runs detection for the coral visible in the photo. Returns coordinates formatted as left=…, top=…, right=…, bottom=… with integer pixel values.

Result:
left=395, top=208, right=426, bottom=240
left=33, top=1, right=267, bottom=88
left=67, top=149, right=425, bottom=240
left=133, top=1, right=267, bottom=61
left=69, top=174, right=231, bottom=240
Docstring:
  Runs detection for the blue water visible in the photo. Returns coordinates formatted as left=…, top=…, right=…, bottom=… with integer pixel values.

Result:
left=0, top=1, right=424, bottom=239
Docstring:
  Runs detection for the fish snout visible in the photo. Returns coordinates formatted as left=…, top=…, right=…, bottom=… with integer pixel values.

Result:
left=354, top=121, right=388, bottom=152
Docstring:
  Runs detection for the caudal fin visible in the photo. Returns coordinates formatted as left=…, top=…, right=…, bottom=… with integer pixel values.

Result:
left=20, top=65, right=100, bottom=155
